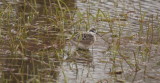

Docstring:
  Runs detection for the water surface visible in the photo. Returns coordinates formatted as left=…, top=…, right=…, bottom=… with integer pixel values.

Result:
left=0, top=0, right=160, bottom=83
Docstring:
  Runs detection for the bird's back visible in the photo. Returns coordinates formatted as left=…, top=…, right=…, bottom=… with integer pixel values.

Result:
left=72, top=32, right=96, bottom=49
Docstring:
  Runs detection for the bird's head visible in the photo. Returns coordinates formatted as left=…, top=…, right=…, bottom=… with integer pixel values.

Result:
left=89, top=28, right=97, bottom=33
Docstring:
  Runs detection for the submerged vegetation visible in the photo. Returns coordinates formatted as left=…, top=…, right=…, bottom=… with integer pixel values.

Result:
left=0, top=0, right=160, bottom=83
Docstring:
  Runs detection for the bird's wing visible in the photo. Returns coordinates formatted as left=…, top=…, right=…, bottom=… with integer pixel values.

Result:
left=72, top=33, right=95, bottom=45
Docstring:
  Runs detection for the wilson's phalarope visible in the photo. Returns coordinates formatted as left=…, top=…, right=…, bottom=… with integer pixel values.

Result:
left=71, top=28, right=96, bottom=50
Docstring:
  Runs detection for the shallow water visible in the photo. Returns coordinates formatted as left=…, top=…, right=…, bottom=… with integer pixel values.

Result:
left=0, top=0, right=160, bottom=83
left=64, top=0, right=160, bottom=83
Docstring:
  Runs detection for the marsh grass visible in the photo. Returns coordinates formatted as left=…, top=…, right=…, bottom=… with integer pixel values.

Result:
left=88, top=0, right=160, bottom=83
left=0, top=0, right=160, bottom=83
left=0, top=0, right=75, bottom=82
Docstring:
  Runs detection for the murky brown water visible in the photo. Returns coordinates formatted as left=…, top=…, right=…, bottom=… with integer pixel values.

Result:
left=0, top=0, right=160, bottom=83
